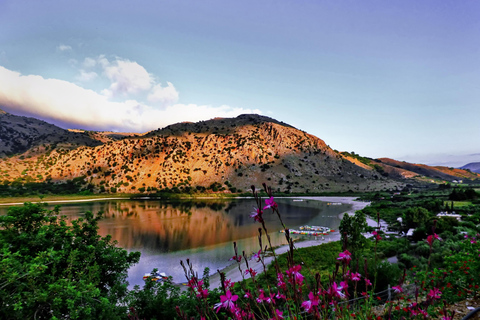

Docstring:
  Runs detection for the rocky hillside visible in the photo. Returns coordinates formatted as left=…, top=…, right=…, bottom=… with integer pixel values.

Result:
left=0, top=109, right=101, bottom=157
left=370, top=158, right=480, bottom=182
left=0, top=114, right=403, bottom=194
left=1, top=113, right=477, bottom=195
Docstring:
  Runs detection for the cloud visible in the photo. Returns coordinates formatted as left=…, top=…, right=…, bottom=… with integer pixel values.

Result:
left=83, top=57, right=97, bottom=69
left=57, top=44, right=72, bottom=52
left=0, top=65, right=261, bottom=133
left=76, top=70, right=98, bottom=82
left=147, top=82, right=179, bottom=106
left=101, top=58, right=154, bottom=97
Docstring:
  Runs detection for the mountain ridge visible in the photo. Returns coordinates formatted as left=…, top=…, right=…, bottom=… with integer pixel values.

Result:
left=0, top=110, right=102, bottom=157
left=461, top=162, right=480, bottom=174
left=0, top=111, right=478, bottom=195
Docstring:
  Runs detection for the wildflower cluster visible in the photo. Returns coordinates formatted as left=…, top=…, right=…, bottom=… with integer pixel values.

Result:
left=177, top=186, right=480, bottom=320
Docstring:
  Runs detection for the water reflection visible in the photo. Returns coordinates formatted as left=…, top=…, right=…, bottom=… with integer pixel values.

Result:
left=0, top=198, right=349, bottom=287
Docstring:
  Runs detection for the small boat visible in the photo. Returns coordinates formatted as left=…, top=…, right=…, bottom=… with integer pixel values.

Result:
left=280, top=225, right=332, bottom=236
left=143, top=271, right=168, bottom=282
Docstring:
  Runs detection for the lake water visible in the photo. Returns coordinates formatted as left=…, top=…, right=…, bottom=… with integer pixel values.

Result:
left=0, top=198, right=349, bottom=287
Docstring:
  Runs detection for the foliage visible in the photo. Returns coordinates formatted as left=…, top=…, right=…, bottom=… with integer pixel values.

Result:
left=126, top=276, right=200, bottom=320
left=402, top=206, right=431, bottom=229
left=0, top=203, right=140, bottom=319
left=339, top=210, right=368, bottom=257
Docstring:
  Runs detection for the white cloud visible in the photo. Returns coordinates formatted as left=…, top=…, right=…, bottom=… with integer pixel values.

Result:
left=0, top=66, right=261, bottom=133
left=83, top=57, right=97, bottom=69
left=102, top=58, right=153, bottom=96
left=76, top=70, right=98, bottom=82
left=147, top=82, right=179, bottom=106
left=57, top=44, right=72, bottom=52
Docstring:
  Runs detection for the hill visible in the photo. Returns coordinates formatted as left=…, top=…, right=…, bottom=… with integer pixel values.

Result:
left=0, top=109, right=101, bottom=157
left=374, top=158, right=480, bottom=182
left=461, top=162, right=480, bottom=174
left=0, top=112, right=478, bottom=195
left=0, top=114, right=403, bottom=194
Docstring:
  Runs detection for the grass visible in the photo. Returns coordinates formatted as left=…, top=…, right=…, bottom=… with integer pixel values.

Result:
left=443, top=200, right=473, bottom=208
left=0, top=189, right=372, bottom=205
left=0, top=193, right=131, bottom=205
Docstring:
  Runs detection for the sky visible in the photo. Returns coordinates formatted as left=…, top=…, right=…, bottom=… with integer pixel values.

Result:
left=0, top=0, right=479, bottom=167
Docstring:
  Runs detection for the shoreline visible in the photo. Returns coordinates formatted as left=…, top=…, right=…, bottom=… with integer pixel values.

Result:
left=0, top=197, right=127, bottom=206
left=206, top=196, right=371, bottom=289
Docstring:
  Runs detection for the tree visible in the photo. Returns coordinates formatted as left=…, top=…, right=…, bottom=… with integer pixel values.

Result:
left=403, top=206, right=431, bottom=229
left=0, top=203, right=140, bottom=319
left=339, top=211, right=368, bottom=256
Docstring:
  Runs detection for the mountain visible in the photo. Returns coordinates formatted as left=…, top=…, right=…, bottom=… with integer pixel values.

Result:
left=461, top=162, right=480, bottom=174
left=0, top=114, right=404, bottom=193
left=374, top=158, right=480, bottom=181
left=0, top=112, right=477, bottom=194
left=0, top=109, right=101, bottom=157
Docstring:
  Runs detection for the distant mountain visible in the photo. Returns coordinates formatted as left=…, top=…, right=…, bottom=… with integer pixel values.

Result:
left=374, top=158, right=480, bottom=181
left=0, top=112, right=477, bottom=194
left=0, top=109, right=101, bottom=157
left=461, top=162, right=480, bottom=174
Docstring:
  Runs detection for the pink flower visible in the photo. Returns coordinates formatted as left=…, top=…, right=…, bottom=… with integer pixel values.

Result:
left=250, top=207, right=264, bottom=223
left=337, top=250, right=352, bottom=263
left=229, top=255, right=242, bottom=262
left=270, top=309, right=284, bottom=320
left=277, top=273, right=287, bottom=290
left=251, top=249, right=262, bottom=262
left=328, top=282, right=345, bottom=299
left=263, top=196, right=278, bottom=210
left=275, top=291, right=286, bottom=300
left=214, top=290, right=238, bottom=313
left=256, top=289, right=275, bottom=304
left=245, top=268, right=257, bottom=277
left=340, top=281, right=349, bottom=296
left=256, top=290, right=265, bottom=304
left=244, top=291, right=252, bottom=299
left=419, top=309, right=428, bottom=317
left=223, top=278, right=235, bottom=290
left=427, top=287, right=442, bottom=300
left=197, top=288, right=209, bottom=299
left=351, top=272, right=361, bottom=281
left=365, top=278, right=372, bottom=286
left=372, top=231, right=382, bottom=241
left=427, top=233, right=442, bottom=246
left=302, top=291, right=320, bottom=313
left=286, top=265, right=304, bottom=285
left=392, top=285, right=403, bottom=293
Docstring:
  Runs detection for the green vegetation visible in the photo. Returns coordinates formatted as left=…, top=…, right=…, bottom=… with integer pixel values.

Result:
left=1, top=183, right=479, bottom=319
left=0, top=203, right=140, bottom=319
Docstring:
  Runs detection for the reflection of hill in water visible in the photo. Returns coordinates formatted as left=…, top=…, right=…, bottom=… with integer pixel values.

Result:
left=3, top=199, right=347, bottom=253
left=95, top=200, right=324, bottom=252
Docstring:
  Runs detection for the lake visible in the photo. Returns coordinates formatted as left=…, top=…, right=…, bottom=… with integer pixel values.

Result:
left=0, top=198, right=349, bottom=288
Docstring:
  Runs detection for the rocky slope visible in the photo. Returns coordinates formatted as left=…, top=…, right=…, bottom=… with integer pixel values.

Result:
left=0, top=112, right=477, bottom=194
left=375, top=158, right=480, bottom=181
left=0, top=109, right=101, bottom=157
left=0, top=114, right=403, bottom=193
